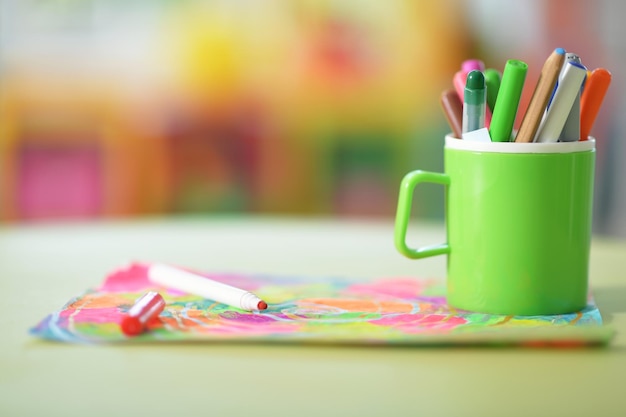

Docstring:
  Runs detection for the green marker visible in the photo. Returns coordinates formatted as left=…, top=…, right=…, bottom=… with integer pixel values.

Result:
left=462, top=70, right=486, bottom=133
left=484, top=68, right=502, bottom=113
left=489, top=60, right=528, bottom=142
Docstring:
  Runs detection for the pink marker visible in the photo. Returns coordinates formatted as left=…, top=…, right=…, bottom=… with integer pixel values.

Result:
left=462, top=59, right=486, bottom=73
left=453, top=70, right=468, bottom=103
left=120, top=291, right=166, bottom=336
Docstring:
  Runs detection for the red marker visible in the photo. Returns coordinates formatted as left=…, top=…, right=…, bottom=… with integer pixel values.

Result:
left=120, top=291, right=166, bottom=336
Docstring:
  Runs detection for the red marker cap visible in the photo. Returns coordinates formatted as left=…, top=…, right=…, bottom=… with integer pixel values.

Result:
left=120, top=291, right=166, bottom=336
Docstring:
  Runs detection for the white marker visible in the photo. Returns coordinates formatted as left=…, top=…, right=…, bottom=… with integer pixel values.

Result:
left=534, top=61, right=587, bottom=143
left=148, top=263, right=268, bottom=311
left=558, top=53, right=585, bottom=142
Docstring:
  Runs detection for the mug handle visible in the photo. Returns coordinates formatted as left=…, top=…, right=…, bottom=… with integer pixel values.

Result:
left=394, top=170, right=451, bottom=259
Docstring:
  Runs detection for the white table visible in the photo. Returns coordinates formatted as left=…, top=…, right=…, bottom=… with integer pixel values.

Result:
left=1, top=216, right=625, bottom=417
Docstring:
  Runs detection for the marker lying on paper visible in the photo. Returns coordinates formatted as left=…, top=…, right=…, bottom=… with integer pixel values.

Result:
left=120, top=291, right=166, bottom=336
left=148, top=263, right=268, bottom=311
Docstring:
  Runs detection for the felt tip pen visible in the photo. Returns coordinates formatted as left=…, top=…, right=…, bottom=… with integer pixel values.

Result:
left=583, top=70, right=592, bottom=91
left=489, top=60, right=527, bottom=142
left=120, top=291, right=166, bottom=336
left=455, top=69, right=492, bottom=129
left=483, top=68, right=502, bottom=113
left=580, top=68, right=611, bottom=141
left=462, top=70, right=486, bottom=133
left=550, top=53, right=581, bottom=109
left=440, top=88, right=463, bottom=139
left=455, top=60, right=485, bottom=101
left=148, top=263, right=268, bottom=311
left=515, top=48, right=566, bottom=142
left=453, top=69, right=468, bottom=103
left=558, top=53, right=585, bottom=142
left=461, top=58, right=485, bottom=73
left=534, top=60, right=587, bottom=143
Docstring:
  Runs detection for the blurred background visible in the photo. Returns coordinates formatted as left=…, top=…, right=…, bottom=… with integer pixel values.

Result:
left=1, top=0, right=624, bottom=236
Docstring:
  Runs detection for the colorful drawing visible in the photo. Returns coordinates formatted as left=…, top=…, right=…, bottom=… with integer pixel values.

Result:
left=30, top=263, right=612, bottom=346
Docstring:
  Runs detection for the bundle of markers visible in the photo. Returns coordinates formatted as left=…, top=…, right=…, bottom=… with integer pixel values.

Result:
left=440, top=48, right=611, bottom=143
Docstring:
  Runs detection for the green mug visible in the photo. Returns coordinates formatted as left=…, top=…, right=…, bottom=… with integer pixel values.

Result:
left=395, top=134, right=595, bottom=315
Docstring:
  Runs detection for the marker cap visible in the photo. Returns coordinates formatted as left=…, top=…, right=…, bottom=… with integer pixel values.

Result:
left=120, top=291, right=166, bottom=336
left=464, top=70, right=485, bottom=105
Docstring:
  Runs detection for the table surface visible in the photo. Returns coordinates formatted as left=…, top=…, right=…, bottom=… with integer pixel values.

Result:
left=1, top=216, right=626, bottom=417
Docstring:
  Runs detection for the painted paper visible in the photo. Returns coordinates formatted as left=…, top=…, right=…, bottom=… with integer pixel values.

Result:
left=30, top=263, right=612, bottom=346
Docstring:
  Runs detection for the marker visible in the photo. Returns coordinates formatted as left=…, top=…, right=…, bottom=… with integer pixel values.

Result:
left=148, top=263, right=268, bottom=311
left=558, top=53, right=585, bottom=142
left=455, top=69, right=492, bottom=128
left=534, top=61, right=587, bottom=143
left=453, top=69, right=468, bottom=103
left=455, top=60, right=486, bottom=100
left=461, top=58, right=485, bottom=73
left=440, top=88, right=463, bottom=139
left=548, top=53, right=581, bottom=109
left=583, top=70, right=592, bottom=91
left=120, top=291, right=166, bottom=336
left=484, top=68, right=502, bottom=113
left=489, top=60, right=527, bottom=142
left=515, top=48, right=566, bottom=142
left=580, top=68, right=611, bottom=141
left=462, top=70, right=486, bottom=133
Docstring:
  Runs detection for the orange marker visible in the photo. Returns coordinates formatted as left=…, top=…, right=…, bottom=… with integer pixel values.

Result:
left=580, top=68, right=611, bottom=141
